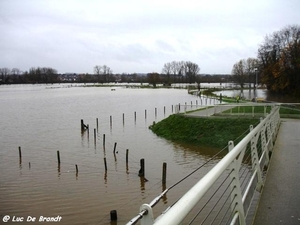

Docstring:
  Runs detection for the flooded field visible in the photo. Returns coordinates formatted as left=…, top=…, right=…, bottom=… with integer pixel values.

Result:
left=0, top=84, right=222, bottom=224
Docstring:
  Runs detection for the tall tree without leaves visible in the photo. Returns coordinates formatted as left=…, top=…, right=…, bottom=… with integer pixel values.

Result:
left=232, top=58, right=259, bottom=89
left=162, top=61, right=200, bottom=83
left=94, top=65, right=113, bottom=82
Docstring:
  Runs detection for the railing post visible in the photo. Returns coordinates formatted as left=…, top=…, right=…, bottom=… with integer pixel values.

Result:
left=228, top=141, right=246, bottom=225
left=266, top=120, right=274, bottom=150
left=270, top=108, right=278, bottom=140
left=140, top=204, right=154, bottom=225
left=260, top=118, right=270, bottom=166
left=250, top=125, right=263, bottom=192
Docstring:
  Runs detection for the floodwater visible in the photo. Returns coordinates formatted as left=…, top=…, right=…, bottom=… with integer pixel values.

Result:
left=214, top=89, right=300, bottom=103
left=0, top=84, right=222, bottom=225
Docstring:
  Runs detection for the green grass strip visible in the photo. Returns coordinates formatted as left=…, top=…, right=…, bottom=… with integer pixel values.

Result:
left=150, top=115, right=259, bottom=149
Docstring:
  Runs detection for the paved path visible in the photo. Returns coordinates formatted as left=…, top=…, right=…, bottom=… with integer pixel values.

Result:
left=184, top=105, right=235, bottom=117
left=253, top=119, right=300, bottom=225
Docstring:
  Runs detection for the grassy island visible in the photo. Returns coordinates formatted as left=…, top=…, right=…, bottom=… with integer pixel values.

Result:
left=150, top=115, right=259, bottom=149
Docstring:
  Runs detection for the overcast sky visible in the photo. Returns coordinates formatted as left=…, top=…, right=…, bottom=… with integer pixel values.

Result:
left=1, top=0, right=299, bottom=74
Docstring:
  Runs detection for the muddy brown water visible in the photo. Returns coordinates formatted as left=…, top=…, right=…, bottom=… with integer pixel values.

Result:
left=1, top=84, right=225, bottom=225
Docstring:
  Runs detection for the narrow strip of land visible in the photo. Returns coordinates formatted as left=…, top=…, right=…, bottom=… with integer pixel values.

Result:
left=185, top=105, right=234, bottom=117
left=253, top=119, right=300, bottom=225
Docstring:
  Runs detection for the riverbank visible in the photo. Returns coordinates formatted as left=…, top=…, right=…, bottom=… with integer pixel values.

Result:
left=149, top=114, right=259, bottom=149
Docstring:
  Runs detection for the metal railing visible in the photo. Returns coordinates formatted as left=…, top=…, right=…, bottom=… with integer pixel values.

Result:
left=127, top=105, right=281, bottom=225
left=176, top=103, right=276, bottom=118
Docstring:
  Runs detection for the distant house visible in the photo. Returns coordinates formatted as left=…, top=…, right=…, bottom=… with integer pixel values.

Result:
left=59, top=73, right=78, bottom=82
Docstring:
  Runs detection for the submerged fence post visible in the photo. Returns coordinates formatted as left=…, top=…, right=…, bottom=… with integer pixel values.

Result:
left=110, top=210, right=118, bottom=221
left=57, top=151, right=61, bottom=164
left=94, top=128, right=96, bottom=144
left=104, top=158, right=108, bottom=171
left=81, top=119, right=89, bottom=130
left=75, top=164, right=78, bottom=175
left=103, top=134, right=106, bottom=151
left=126, top=149, right=129, bottom=165
left=162, top=162, right=167, bottom=184
left=138, top=158, right=145, bottom=177
left=96, top=118, right=99, bottom=130
left=113, top=142, right=117, bottom=154
left=18, top=146, right=22, bottom=159
left=81, top=119, right=84, bottom=130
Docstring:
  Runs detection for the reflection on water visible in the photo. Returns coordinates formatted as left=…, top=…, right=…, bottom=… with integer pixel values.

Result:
left=215, top=88, right=300, bottom=103
left=0, top=84, right=222, bottom=225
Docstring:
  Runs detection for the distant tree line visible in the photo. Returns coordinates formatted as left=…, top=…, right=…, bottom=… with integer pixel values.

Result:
left=232, top=25, right=300, bottom=96
left=2, top=62, right=231, bottom=85
left=0, top=67, right=59, bottom=84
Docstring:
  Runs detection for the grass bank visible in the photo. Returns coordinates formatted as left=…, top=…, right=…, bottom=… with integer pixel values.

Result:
left=150, top=115, right=259, bottom=149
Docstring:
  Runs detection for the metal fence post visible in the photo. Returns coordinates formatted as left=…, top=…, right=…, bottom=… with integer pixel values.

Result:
left=228, top=141, right=246, bottom=225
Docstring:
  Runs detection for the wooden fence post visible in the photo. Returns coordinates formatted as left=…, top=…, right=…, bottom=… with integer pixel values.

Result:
left=57, top=151, right=61, bottom=164
left=138, top=158, right=145, bottom=177
left=162, top=162, right=167, bottom=184
left=18, top=146, right=22, bottom=158
left=126, top=149, right=129, bottom=165
left=104, top=158, right=108, bottom=171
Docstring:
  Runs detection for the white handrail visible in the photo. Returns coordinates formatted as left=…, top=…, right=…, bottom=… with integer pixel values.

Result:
left=153, top=106, right=280, bottom=225
left=127, top=104, right=281, bottom=225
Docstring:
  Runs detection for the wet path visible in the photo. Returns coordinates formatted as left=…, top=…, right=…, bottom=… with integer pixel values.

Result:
left=253, top=119, right=300, bottom=225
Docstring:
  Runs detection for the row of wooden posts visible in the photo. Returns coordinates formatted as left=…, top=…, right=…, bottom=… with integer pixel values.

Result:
left=17, top=146, right=167, bottom=185
left=18, top=145, right=167, bottom=222
left=80, top=100, right=217, bottom=132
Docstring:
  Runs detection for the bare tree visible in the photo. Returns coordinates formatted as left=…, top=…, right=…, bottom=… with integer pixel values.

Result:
left=11, top=68, right=21, bottom=76
left=94, top=65, right=102, bottom=75
left=162, top=61, right=200, bottom=83
left=184, top=61, right=200, bottom=83
left=245, top=58, right=259, bottom=88
left=232, top=58, right=258, bottom=89
left=0, top=68, right=11, bottom=83
left=232, top=59, right=247, bottom=89
left=162, top=62, right=172, bottom=85
left=94, top=65, right=113, bottom=82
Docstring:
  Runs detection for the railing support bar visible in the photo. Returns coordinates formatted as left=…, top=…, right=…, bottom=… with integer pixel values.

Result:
left=228, top=141, right=246, bottom=225
left=250, top=125, right=263, bottom=192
